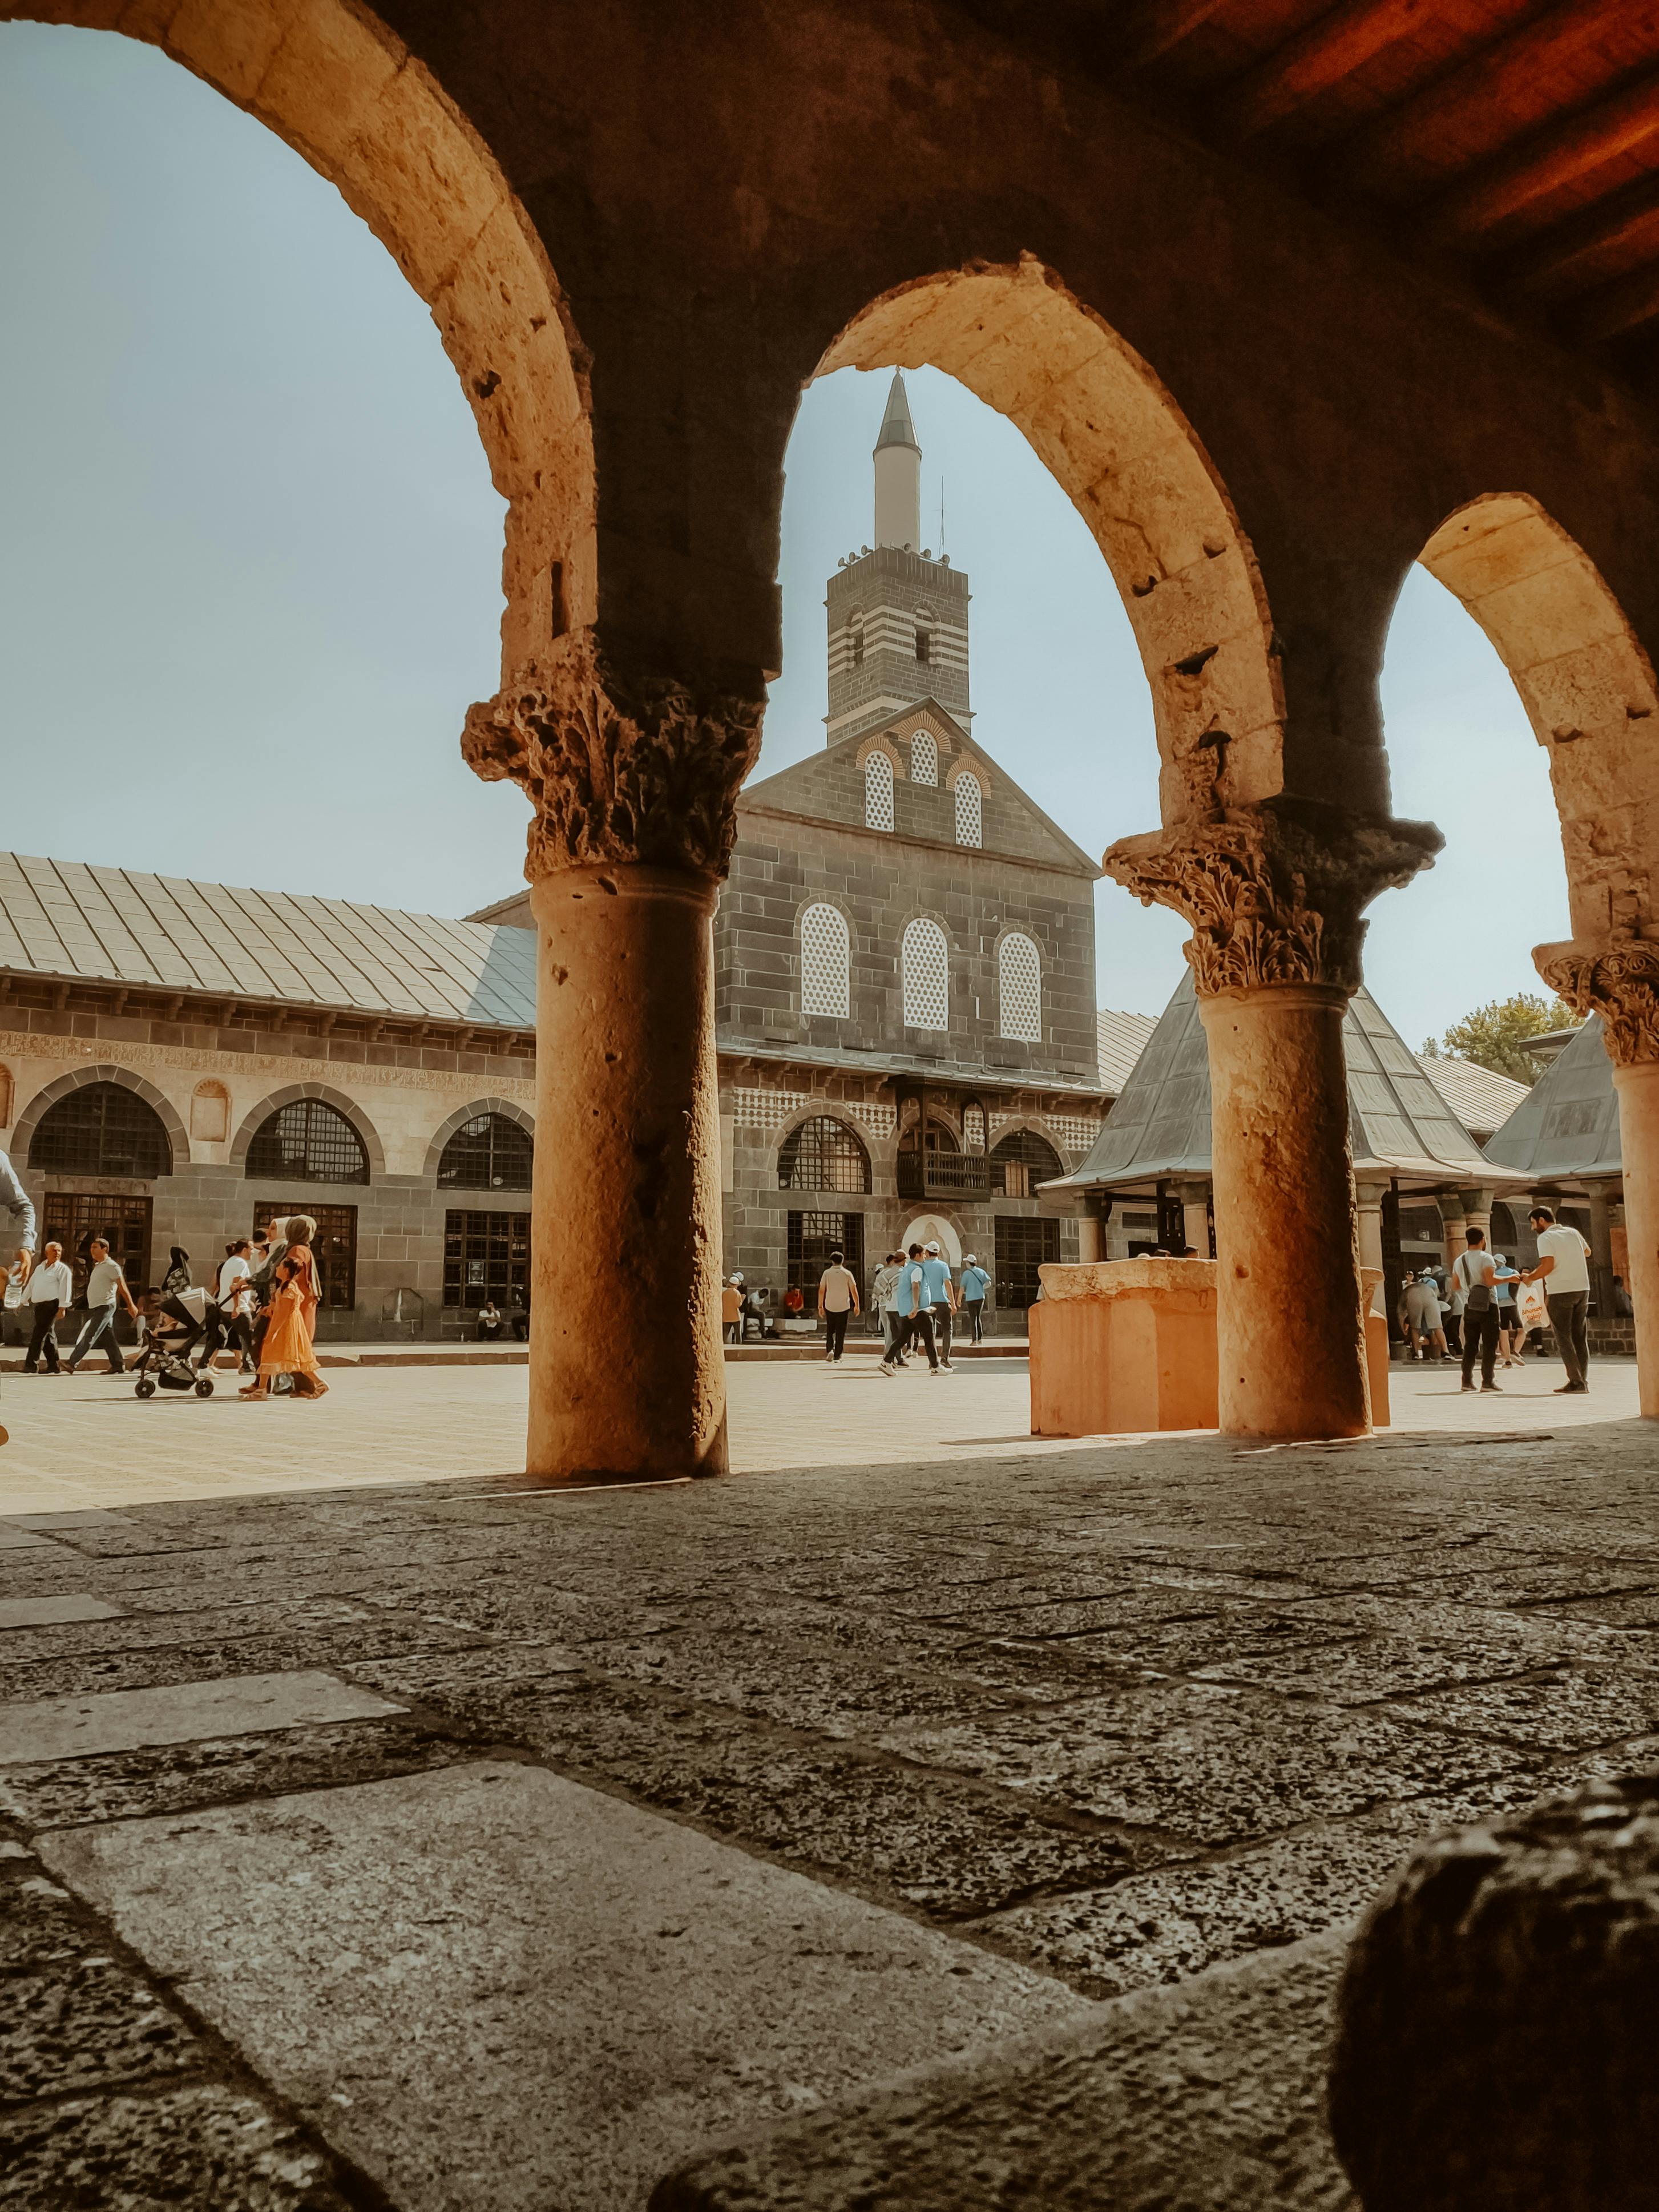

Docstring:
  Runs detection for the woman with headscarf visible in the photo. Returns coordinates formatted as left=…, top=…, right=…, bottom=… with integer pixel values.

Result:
left=240, top=1214, right=328, bottom=1400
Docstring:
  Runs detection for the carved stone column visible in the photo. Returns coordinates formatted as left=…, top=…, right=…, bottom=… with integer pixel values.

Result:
left=1107, top=802, right=1439, bottom=1438
left=1354, top=1183, right=1387, bottom=1315
left=464, top=630, right=765, bottom=1479
left=1538, top=936, right=1659, bottom=1418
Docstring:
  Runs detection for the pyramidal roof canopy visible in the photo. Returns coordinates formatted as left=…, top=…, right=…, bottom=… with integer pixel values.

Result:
left=873, top=370, right=920, bottom=455
left=1051, top=972, right=1521, bottom=1195
left=1483, top=1015, right=1620, bottom=1181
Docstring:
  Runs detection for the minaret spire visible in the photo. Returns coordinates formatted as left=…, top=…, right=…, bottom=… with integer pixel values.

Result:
left=873, top=370, right=922, bottom=551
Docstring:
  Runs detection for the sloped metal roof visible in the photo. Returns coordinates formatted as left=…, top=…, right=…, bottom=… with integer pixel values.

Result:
left=1484, top=1015, right=1620, bottom=1181
left=1055, top=971, right=1516, bottom=1193
left=0, top=854, right=536, bottom=1029
left=1096, top=1008, right=1159, bottom=1096
left=1419, top=1053, right=1529, bottom=1141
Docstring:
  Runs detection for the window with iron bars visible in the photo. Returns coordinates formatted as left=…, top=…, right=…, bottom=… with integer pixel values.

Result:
left=778, top=1114, right=871, bottom=1193
left=29, top=1081, right=172, bottom=1180
left=437, top=1112, right=533, bottom=1190
left=991, top=1126, right=1063, bottom=1197
left=246, top=1099, right=368, bottom=1185
left=787, top=1210, right=865, bottom=1297
left=443, top=1208, right=531, bottom=1310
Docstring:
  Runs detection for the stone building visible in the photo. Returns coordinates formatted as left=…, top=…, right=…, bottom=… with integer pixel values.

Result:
left=0, top=855, right=538, bottom=1342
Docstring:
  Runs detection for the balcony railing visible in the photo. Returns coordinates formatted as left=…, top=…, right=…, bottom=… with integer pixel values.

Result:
left=896, top=1151, right=992, bottom=1202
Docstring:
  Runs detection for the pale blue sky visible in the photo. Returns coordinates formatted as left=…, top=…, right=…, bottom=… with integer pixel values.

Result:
left=1, top=22, right=1570, bottom=1047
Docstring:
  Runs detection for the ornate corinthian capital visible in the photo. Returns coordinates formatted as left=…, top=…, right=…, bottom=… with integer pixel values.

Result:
left=461, top=631, right=766, bottom=880
left=1536, top=937, right=1659, bottom=1066
left=1104, top=803, right=1442, bottom=998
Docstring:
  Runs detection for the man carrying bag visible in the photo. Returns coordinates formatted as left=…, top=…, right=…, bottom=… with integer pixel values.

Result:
left=1454, top=1227, right=1500, bottom=1395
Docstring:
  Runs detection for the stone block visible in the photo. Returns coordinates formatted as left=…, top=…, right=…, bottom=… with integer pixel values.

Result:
left=1029, top=1258, right=1218, bottom=1435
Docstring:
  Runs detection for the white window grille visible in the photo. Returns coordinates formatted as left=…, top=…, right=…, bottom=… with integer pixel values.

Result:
left=865, top=750, right=894, bottom=830
left=999, top=933, right=1043, bottom=1042
left=954, top=770, right=982, bottom=847
left=902, top=918, right=950, bottom=1030
left=799, top=903, right=850, bottom=1018
left=910, top=729, right=938, bottom=785
left=963, top=1102, right=987, bottom=1152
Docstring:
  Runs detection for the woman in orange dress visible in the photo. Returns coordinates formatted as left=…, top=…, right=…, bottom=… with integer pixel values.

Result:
left=240, top=1224, right=328, bottom=1400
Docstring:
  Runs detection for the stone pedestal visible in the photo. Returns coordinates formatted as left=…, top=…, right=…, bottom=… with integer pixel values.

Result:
left=1200, top=986, right=1370, bottom=1439
left=1361, top=1265, right=1389, bottom=1428
left=1029, top=1258, right=1218, bottom=1436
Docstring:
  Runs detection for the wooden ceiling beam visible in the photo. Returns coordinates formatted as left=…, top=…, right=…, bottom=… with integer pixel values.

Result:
left=1350, top=0, right=1644, bottom=186
left=1509, top=171, right=1659, bottom=296
left=1225, top=0, right=1433, bottom=139
left=1125, top=0, right=1233, bottom=68
left=1431, top=65, right=1659, bottom=243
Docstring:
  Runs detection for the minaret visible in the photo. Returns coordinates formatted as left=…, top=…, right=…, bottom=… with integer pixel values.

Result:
left=824, top=374, right=971, bottom=746
left=873, top=372, right=922, bottom=550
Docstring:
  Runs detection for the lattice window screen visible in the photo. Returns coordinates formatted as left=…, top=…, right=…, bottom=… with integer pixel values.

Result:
left=955, top=770, right=982, bottom=847
left=902, top=918, right=950, bottom=1030
left=999, top=933, right=1043, bottom=1042
left=799, top=903, right=850, bottom=1018
left=910, top=729, right=938, bottom=785
left=865, top=751, right=895, bottom=830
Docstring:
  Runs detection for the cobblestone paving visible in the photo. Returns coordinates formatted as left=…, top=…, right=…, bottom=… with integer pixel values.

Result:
left=1, top=1404, right=1656, bottom=2199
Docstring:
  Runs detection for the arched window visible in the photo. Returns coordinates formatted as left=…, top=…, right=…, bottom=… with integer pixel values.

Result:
left=438, top=1111, right=533, bottom=1190
left=954, top=770, right=982, bottom=847
left=865, top=750, right=895, bottom=830
left=778, top=1115, right=871, bottom=1194
left=850, top=617, right=865, bottom=669
left=998, top=932, right=1043, bottom=1042
left=247, top=1099, right=368, bottom=1185
left=902, top=917, right=950, bottom=1030
left=30, top=1083, right=172, bottom=1178
left=799, top=903, right=851, bottom=1018
left=991, top=1126, right=1063, bottom=1197
left=915, top=628, right=931, bottom=664
left=910, top=729, right=938, bottom=785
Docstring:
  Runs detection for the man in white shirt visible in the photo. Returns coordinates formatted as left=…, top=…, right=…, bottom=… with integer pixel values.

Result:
left=1452, top=1228, right=1500, bottom=1395
left=816, top=1247, right=861, bottom=1365
left=65, top=1237, right=140, bottom=1376
left=1521, top=1206, right=1593, bottom=1393
left=23, top=1241, right=72, bottom=1375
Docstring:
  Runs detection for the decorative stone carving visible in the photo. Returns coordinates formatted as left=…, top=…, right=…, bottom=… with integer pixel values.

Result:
left=1537, top=936, right=1659, bottom=1065
left=1104, top=803, right=1441, bottom=997
left=462, top=630, right=766, bottom=880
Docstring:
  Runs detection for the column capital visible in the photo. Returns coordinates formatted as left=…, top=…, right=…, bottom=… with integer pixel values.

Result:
left=1104, top=801, right=1440, bottom=998
left=462, top=629, right=766, bottom=882
left=1536, top=935, right=1659, bottom=1067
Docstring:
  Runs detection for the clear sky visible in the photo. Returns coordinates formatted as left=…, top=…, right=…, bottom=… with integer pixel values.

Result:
left=1, top=22, right=1571, bottom=1050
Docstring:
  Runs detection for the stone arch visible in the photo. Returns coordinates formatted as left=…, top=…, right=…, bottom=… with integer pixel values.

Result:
left=817, top=258, right=1282, bottom=831
left=1418, top=494, right=1659, bottom=948
left=422, top=1096, right=535, bottom=1181
left=15, top=1063, right=189, bottom=1172
left=7, top=0, right=596, bottom=676
left=231, top=1083, right=385, bottom=1178
left=774, top=1108, right=872, bottom=1195
left=854, top=732, right=904, bottom=776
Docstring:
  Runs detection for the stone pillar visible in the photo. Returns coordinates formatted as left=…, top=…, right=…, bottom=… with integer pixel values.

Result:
left=464, top=630, right=765, bottom=1478
left=1459, top=1186, right=1493, bottom=1245
left=1355, top=1182, right=1386, bottom=1314
left=1175, top=1178, right=1212, bottom=1259
left=1587, top=1188, right=1617, bottom=1316
left=1107, top=801, right=1440, bottom=1439
left=1076, top=1213, right=1104, bottom=1264
left=1435, top=1194, right=1466, bottom=1275
left=1540, top=938, right=1659, bottom=1419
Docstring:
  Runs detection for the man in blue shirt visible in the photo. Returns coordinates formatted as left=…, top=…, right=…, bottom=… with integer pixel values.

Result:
left=879, top=1242, right=940, bottom=1377
left=959, top=1253, right=991, bottom=1344
left=918, top=1242, right=957, bottom=1372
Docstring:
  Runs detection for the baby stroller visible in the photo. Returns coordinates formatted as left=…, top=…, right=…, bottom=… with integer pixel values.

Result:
left=133, top=1287, right=215, bottom=1400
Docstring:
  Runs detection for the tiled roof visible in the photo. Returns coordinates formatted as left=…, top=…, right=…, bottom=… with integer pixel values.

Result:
left=0, top=854, right=536, bottom=1030
left=1095, top=1008, right=1159, bottom=1096
left=1418, top=1054, right=1530, bottom=1140
left=1485, top=1015, right=1620, bottom=1180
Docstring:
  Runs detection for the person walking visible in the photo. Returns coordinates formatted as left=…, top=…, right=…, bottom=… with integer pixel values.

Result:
left=871, top=1253, right=907, bottom=1366
left=0, top=1148, right=35, bottom=1296
left=1521, top=1205, right=1593, bottom=1394
left=160, top=1246, right=192, bottom=1297
left=1492, top=1252, right=1523, bottom=1367
left=881, top=1242, right=939, bottom=1377
left=241, top=1232, right=328, bottom=1399
left=919, top=1241, right=956, bottom=1371
left=1401, top=1271, right=1447, bottom=1362
left=197, top=1241, right=256, bottom=1374
left=1453, top=1228, right=1501, bottom=1394
left=23, top=1241, right=71, bottom=1374
left=65, top=1236, right=140, bottom=1374
left=248, top=1221, right=288, bottom=1371
left=817, top=1247, right=860, bottom=1362
left=959, top=1253, right=990, bottom=1344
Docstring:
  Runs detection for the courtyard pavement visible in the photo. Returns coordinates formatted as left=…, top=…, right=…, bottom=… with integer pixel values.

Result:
left=0, top=1363, right=1654, bottom=2206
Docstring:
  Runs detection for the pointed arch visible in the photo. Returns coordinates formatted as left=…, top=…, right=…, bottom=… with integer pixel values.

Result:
left=817, top=258, right=1282, bottom=832
left=1418, top=495, right=1659, bottom=946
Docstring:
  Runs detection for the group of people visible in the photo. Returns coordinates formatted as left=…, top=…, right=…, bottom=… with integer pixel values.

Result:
left=6, top=1196, right=331, bottom=1404
left=1399, top=1205, right=1600, bottom=1396
left=719, top=1247, right=994, bottom=1369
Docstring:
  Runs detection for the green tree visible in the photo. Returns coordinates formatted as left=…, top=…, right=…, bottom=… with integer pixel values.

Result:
left=1419, top=994, right=1583, bottom=1085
